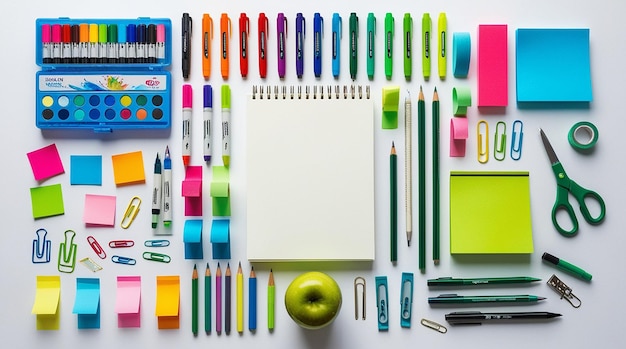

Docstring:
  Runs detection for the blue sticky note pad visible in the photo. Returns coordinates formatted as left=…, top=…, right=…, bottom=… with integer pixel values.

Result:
left=70, top=155, right=102, bottom=185
left=516, top=28, right=592, bottom=103
left=211, top=219, right=231, bottom=260
left=183, top=220, right=203, bottom=259
left=72, top=278, right=100, bottom=329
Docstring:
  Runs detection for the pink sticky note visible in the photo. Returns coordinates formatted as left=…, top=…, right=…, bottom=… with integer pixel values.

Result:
left=182, top=166, right=203, bottom=216
left=450, top=118, right=469, bottom=157
left=115, top=276, right=141, bottom=328
left=27, top=144, right=65, bottom=181
left=83, top=194, right=116, bottom=226
left=477, top=24, right=508, bottom=107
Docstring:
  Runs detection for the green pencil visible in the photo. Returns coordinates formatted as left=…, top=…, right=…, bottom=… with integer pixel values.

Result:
left=205, top=263, right=211, bottom=334
left=192, top=264, right=198, bottom=336
left=432, top=88, right=440, bottom=264
left=268, top=269, right=275, bottom=331
left=390, top=142, right=398, bottom=262
left=418, top=86, right=426, bottom=273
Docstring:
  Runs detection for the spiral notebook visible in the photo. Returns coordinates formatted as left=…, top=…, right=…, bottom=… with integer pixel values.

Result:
left=246, top=86, right=375, bottom=262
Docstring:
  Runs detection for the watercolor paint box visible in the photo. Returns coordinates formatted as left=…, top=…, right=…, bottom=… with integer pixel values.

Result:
left=35, top=18, right=172, bottom=133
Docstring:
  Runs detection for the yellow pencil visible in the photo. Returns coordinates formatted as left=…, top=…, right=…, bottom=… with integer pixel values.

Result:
left=236, top=262, right=244, bottom=333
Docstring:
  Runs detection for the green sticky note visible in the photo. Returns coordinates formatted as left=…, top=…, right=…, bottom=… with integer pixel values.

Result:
left=211, top=166, right=231, bottom=216
left=450, top=171, right=533, bottom=254
left=382, top=86, right=400, bottom=129
left=31, top=184, right=65, bottom=219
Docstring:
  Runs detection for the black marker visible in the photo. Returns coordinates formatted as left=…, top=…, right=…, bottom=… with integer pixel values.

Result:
left=182, top=13, right=192, bottom=79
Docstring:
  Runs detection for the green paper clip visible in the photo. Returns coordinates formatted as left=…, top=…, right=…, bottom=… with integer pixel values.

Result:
left=143, top=252, right=171, bottom=263
left=58, top=229, right=77, bottom=273
left=366, top=13, right=376, bottom=79
left=384, top=13, right=394, bottom=79
left=422, top=13, right=431, bottom=79
left=494, top=121, right=506, bottom=161
left=400, top=272, right=414, bottom=328
left=375, top=276, right=389, bottom=331
left=403, top=13, right=412, bottom=80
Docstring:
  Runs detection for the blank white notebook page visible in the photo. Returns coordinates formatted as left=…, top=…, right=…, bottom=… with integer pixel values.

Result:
left=246, top=92, right=375, bottom=261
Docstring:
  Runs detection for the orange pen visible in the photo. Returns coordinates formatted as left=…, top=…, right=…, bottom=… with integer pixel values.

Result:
left=220, top=13, right=232, bottom=80
left=202, top=14, right=213, bottom=79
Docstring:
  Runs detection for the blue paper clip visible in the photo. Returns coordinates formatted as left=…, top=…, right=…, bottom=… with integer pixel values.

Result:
left=58, top=230, right=77, bottom=273
left=375, top=276, right=389, bottom=331
left=142, top=251, right=171, bottom=263
left=111, top=255, right=137, bottom=265
left=400, top=272, right=414, bottom=328
left=144, top=239, right=170, bottom=247
left=477, top=120, right=489, bottom=164
left=32, top=228, right=51, bottom=263
left=494, top=121, right=507, bottom=161
left=510, top=119, right=523, bottom=160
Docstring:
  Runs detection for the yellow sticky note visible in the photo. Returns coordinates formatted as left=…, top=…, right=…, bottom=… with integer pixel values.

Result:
left=112, top=151, right=145, bottom=186
left=32, top=276, right=61, bottom=330
left=155, top=275, right=180, bottom=329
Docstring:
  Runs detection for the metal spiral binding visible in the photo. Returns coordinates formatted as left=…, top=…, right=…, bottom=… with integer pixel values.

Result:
left=252, top=85, right=371, bottom=99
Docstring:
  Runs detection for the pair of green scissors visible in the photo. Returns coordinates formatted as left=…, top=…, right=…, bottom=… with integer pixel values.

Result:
left=540, top=129, right=606, bottom=236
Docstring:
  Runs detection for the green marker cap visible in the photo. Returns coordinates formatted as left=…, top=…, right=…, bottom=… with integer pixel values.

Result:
left=98, top=24, right=108, bottom=43
left=221, top=85, right=231, bottom=109
left=108, top=24, right=118, bottom=43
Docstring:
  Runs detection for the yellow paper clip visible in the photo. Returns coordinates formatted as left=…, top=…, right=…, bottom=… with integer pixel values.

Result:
left=121, top=196, right=141, bottom=229
left=354, top=277, right=366, bottom=320
left=477, top=120, right=489, bottom=164
left=494, top=121, right=506, bottom=161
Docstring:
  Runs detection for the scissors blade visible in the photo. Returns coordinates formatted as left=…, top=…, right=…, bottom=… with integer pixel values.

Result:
left=540, top=129, right=559, bottom=164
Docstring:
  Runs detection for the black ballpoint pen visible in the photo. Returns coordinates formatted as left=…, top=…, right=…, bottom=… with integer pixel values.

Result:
left=445, top=311, right=561, bottom=325
left=182, top=13, right=192, bottom=79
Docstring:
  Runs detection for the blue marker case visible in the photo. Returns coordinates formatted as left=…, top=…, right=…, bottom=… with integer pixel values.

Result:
left=35, top=18, right=172, bottom=133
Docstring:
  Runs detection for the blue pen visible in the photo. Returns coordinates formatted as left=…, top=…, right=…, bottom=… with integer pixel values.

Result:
left=296, top=13, right=305, bottom=78
left=126, top=23, right=136, bottom=63
left=313, top=13, right=323, bottom=77
left=332, top=13, right=342, bottom=78
left=118, top=24, right=127, bottom=64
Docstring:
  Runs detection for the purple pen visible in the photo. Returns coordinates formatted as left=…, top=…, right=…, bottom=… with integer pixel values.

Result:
left=277, top=13, right=287, bottom=78
left=295, top=13, right=305, bottom=78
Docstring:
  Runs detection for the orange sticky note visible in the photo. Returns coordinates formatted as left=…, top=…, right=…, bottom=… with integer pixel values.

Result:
left=155, top=275, right=180, bottom=329
left=112, top=151, right=145, bottom=186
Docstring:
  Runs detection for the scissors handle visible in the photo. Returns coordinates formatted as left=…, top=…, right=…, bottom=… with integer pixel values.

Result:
left=552, top=186, right=579, bottom=236
left=552, top=182, right=606, bottom=236
left=569, top=180, right=606, bottom=225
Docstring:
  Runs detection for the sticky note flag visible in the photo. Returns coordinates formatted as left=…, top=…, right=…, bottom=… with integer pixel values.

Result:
left=183, top=219, right=203, bottom=259
left=73, top=278, right=100, bottom=329
left=211, top=219, right=231, bottom=259
left=30, top=184, right=64, bottom=219
left=211, top=166, right=231, bottom=216
left=182, top=166, right=203, bottom=216
left=156, top=275, right=180, bottom=329
left=83, top=194, right=116, bottom=226
left=70, top=155, right=102, bottom=185
left=382, top=86, right=400, bottom=129
left=477, top=24, right=508, bottom=107
left=115, top=276, right=141, bottom=328
left=27, top=144, right=65, bottom=181
left=112, top=151, right=145, bottom=186
left=32, top=275, right=61, bottom=330
left=450, top=118, right=469, bottom=157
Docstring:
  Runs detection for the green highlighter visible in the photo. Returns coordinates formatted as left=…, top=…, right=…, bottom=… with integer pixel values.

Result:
left=422, top=13, right=431, bottom=79
left=384, top=13, right=394, bottom=80
left=366, top=13, right=376, bottom=79
left=349, top=13, right=358, bottom=80
left=403, top=13, right=412, bottom=80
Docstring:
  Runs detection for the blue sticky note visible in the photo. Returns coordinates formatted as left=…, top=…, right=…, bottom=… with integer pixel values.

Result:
left=70, top=155, right=102, bottom=185
left=516, top=28, right=592, bottom=103
left=72, top=278, right=100, bottom=329
left=183, top=220, right=203, bottom=259
left=211, top=219, right=231, bottom=259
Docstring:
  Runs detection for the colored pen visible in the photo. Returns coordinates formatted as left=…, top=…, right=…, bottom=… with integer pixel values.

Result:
left=249, top=267, right=257, bottom=331
left=239, top=13, right=250, bottom=78
left=429, top=294, right=546, bottom=304
left=427, top=276, right=542, bottom=287
left=108, top=24, right=119, bottom=64
left=71, top=24, right=80, bottom=64
left=432, top=88, right=440, bottom=264
left=205, top=263, right=211, bottom=334
left=384, top=13, right=394, bottom=79
left=422, top=13, right=431, bottom=79
left=42, top=24, right=52, bottom=64
left=87, top=23, right=98, bottom=63
left=126, top=24, right=136, bottom=63
left=79, top=23, right=89, bottom=63
left=295, top=13, right=305, bottom=78
left=192, top=264, right=199, bottom=336
left=349, top=13, right=358, bottom=80
left=182, top=13, right=192, bottom=79
left=117, top=23, right=127, bottom=64
left=220, top=13, right=232, bottom=79
left=151, top=152, right=162, bottom=229
left=202, top=14, right=213, bottom=79
left=136, top=24, right=146, bottom=63
left=51, top=24, right=62, bottom=64
left=268, top=269, right=275, bottom=331
left=258, top=13, right=269, bottom=78
left=403, top=13, right=413, bottom=79
left=390, top=142, right=397, bottom=262
left=216, top=263, right=222, bottom=334
left=277, top=13, right=287, bottom=79
left=438, top=13, right=447, bottom=79
left=445, top=311, right=562, bottom=325
left=331, top=13, right=342, bottom=78
left=236, top=262, right=244, bottom=333
left=418, top=86, right=426, bottom=273
left=225, top=263, right=231, bottom=334
left=542, top=252, right=593, bottom=281
left=162, top=146, right=172, bottom=227
left=221, top=84, right=231, bottom=167
left=203, top=85, right=213, bottom=162
left=182, top=84, right=192, bottom=167
left=98, top=24, right=108, bottom=62
left=366, top=13, right=376, bottom=79
left=147, top=23, right=157, bottom=63
left=156, top=24, right=166, bottom=60
left=313, top=13, right=323, bottom=78
left=62, top=24, right=72, bottom=63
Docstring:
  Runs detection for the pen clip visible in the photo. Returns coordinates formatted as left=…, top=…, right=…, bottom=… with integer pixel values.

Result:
left=375, top=276, right=389, bottom=331
left=400, top=273, right=414, bottom=328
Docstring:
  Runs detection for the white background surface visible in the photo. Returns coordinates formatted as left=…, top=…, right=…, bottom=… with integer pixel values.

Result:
left=1, top=0, right=625, bottom=348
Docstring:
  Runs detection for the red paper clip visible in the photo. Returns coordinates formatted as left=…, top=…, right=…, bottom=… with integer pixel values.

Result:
left=109, top=240, right=135, bottom=248
left=87, top=235, right=106, bottom=259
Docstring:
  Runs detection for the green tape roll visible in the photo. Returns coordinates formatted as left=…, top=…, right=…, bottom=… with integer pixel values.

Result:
left=568, top=121, right=598, bottom=151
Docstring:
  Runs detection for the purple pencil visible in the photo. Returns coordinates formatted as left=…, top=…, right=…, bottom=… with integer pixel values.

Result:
left=216, top=262, right=222, bottom=334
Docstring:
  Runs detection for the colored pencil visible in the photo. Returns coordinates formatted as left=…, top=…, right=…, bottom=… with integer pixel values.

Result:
left=192, top=264, right=198, bottom=335
left=249, top=267, right=257, bottom=331
left=432, top=87, right=440, bottom=264
left=205, top=263, right=211, bottom=334
left=390, top=142, right=398, bottom=262
left=216, top=263, right=222, bottom=334
left=236, top=262, right=244, bottom=333
left=225, top=263, right=231, bottom=334
left=418, top=86, right=426, bottom=273
left=268, top=269, right=275, bottom=331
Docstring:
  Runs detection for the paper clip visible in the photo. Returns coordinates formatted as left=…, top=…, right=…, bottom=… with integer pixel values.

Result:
left=109, top=240, right=135, bottom=248
left=121, top=196, right=141, bottom=229
left=142, top=251, right=171, bottom=263
left=32, top=228, right=51, bottom=263
left=547, top=274, right=582, bottom=308
left=354, top=276, right=366, bottom=320
left=87, top=235, right=106, bottom=259
left=477, top=120, right=489, bottom=164
left=494, top=121, right=506, bottom=161
left=375, top=276, right=389, bottom=331
left=144, top=239, right=170, bottom=247
left=58, top=230, right=77, bottom=273
left=400, top=272, right=414, bottom=328
left=111, top=255, right=137, bottom=265
left=80, top=257, right=103, bottom=272
left=420, top=318, right=448, bottom=333
left=510, top=119, right=523, bottom=160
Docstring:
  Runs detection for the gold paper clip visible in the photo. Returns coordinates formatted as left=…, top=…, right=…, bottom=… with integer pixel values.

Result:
left=420, top=318, right=447, bottom=333
left=121, top=196, right=141, bottom=229
left=477, top=120, right=489, bottom=164
left=354, top=277, right=366, bottom=320
left=80, top=257, right=103, bottom=272
left=547, top=274, right=581, bottom=308
left=494, top=121, right=506, bottom=161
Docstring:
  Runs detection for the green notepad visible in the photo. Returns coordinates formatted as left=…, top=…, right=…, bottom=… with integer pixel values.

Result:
left=449, top=171, right=533, bottom=254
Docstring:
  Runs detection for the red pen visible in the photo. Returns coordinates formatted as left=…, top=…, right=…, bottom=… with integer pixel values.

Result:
left=258, top=13, right=269, bottom=78
left=239, top=13, right=249, bottom=78
left=62, top=24, right=72, bottom=63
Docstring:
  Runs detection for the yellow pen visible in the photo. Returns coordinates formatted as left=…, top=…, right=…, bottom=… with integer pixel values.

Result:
left=438, top=13, right=447, bottom=79
left=236, top=262, right=244, bottom=333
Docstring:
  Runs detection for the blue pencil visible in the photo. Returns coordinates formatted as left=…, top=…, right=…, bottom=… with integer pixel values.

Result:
left=249, top=267, right=257, bottom=331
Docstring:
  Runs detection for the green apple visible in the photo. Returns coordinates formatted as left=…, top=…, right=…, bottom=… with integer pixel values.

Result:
left=284, top=271, right=342, bottom=330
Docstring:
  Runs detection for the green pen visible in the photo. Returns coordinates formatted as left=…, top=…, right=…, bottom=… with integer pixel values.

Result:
left=429, top=294, right=546, bottom=304
left=422, top=13, right=431, bottom=79
left=427, top=276, right=542, bottom=287
left=366, top=13, right=376, bottom=79
left=437, top=13, right=447, bottom=79
left=542, top=252, right=592, bottom=281
left=349, top=13, right=358, bottom=80
left=403, top=13, right=412, bottom=80
left=98, top=23, right=108, bottom=63
left=384, top=13, right=394, bottom=80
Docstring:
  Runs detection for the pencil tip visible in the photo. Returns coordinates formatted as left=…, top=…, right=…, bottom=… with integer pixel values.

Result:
left=434, top=87, right=437, bottom=92
left=193, top=264, right=197, bottom=269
